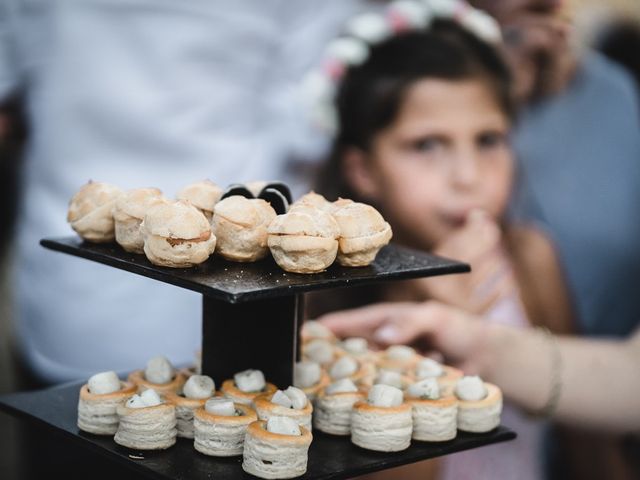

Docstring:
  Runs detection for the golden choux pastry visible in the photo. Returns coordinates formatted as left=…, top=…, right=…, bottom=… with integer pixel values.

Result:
left=212, top=196, right=276, bottom=262
left=267, top=205, right=340, bottom=273
left=176, top=180, right=223, bottom=220
left=141, top=200, right=216, bottom=268
left=67, top=181, right=123, bottom=242
left=112, top=187, right=165, bottom=253
left=332, top=201, right=392, bottom=267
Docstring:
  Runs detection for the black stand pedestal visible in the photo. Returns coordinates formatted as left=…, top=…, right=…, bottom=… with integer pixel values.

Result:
left=202, top=294, right=304, bottom=387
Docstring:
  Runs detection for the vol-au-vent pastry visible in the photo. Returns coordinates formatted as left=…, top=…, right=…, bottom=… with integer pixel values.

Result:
left=293, top=361, right=329, bottom=400
left=406, top=378, right=458, bottom=442
left=67, top=181, right=123, bottom=242
left=194, top=398, right=257, bottom=457
left=302, top=339, right=340, bottom=366
left=377, top=345, right=420, bottom=373
left=372, top=369, right=412, bottom=390
left=176, top=180, right=223, bottom=220
left=454, top=376, right=502, bottom=433
left=328, top=356, right=366, bottom=384
left=141, top=200, right=216, bottom=268
left=114, top=389, right=177, bottom=450
left=77, top=371, right=137, bottom=435
left=332, top=201, right=392, bottom=267
left=212, top=195, right=276, bottom=262
left=313, top=378, right=364, bottom=436
left=128, top=356, right=186, bottom=395
left=267, top=205, right=340, bottom=273
left=221, top=369, right=277, bottom=405
left=242, top=417, right=313, bottom=479
left=254, top=386, right=313, bottom=431
left=113, top=187, right=165, bottom=253
left=413, top=358, right=464, bottom=391
left=165, top=375, right=216, bottom=439
left=301, top=320, right=336, bottom=344
left=351, top=384, right=412, bottom=452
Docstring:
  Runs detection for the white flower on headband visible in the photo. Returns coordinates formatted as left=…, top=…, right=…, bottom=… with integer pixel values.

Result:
left=424, top=0, right=467, bottom=18
left=324, top=37, right=369, bottom=67
left=460, top=9, right=502, bottom=43
left=346, top=12, right=392, bottom=43
left=388, top=0, right=433, bottom=30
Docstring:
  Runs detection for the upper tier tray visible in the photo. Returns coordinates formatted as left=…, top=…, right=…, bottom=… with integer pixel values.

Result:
left=41, top=237, right=470, bottom=303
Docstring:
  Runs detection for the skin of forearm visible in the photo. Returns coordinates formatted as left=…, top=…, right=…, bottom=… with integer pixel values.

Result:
left=478, top=324, right=640, bottom=433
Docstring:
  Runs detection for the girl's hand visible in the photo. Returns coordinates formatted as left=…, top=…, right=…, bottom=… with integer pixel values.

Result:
left=418, top=210, right=520, bottom=314
left=318, top=301, right=490, bottom=374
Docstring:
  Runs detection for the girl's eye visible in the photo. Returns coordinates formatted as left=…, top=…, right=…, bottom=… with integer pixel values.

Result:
left=411, top=137, right=444, bottom=153
left=477, top=131, right=506, bottom=149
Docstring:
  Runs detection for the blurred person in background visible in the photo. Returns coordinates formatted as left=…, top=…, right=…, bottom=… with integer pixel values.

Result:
left=469, top=1, right=640, bottom=479
left=0, top=0, right=371, bottom=389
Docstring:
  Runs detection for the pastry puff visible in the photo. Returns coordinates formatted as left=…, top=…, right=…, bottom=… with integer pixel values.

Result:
left=220, top=379, right=277, bottom=406
left=456, top=382, right=503, bottom=433
left=114, top=402, right=177, bottom=450
left=141, top=201, right=216, bottom=268
left=351, top=401, right=413, bottom=452
left=301, top=320, right=337, bottom=344
left=267, top=205, right=340, bottom=274
left=77, top=381, right=136, bottom=435
left=194, top=403, right=257, bottom=457
left=176, top=180, right=223, bottom=220
left=128, top=369, right=186, bottom=395
left=332, top=202, right=392, bottom=267
left=297, top=370, right=330, bottom=401
left=67, top=181, right=123, bottom=242
left=406, top=393, right=458, bottom=442
left=242, top=420, right=313, bottom=479
left=313, top=388, right=365, bottom=436
left=212, top=195, right=276, bottom=262
left=164, top=390, right=218, bottom=439
left=253, top=393, right=313, bottom=431
left=112, top=187, right=165, bottom=253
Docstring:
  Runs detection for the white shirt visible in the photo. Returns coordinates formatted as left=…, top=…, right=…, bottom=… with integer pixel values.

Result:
left=1, top=0, right=367, bottom=383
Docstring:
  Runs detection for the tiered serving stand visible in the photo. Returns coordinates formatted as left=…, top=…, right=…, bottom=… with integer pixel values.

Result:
left=0, top=237, right=515, bottom=479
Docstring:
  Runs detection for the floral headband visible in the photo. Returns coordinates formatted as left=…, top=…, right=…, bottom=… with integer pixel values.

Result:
left=301, top=0, right=501, bottom=134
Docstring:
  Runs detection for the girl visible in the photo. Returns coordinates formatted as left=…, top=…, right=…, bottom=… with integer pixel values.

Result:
left=306, top=3, right=574, bottom=479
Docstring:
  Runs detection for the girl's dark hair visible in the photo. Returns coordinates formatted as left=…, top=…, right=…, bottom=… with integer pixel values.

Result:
left=316, top=19, right=514, bottom=201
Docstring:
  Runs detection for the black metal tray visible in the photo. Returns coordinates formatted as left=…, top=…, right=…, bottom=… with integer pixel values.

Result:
left=0, top=382, right=515, bottom=480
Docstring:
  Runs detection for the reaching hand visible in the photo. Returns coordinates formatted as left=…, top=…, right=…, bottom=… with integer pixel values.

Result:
left=318, top=301, right=489, bottom=374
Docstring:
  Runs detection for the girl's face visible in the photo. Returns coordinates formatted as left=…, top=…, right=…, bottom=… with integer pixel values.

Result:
left=344, top=78, right=513, bottom=251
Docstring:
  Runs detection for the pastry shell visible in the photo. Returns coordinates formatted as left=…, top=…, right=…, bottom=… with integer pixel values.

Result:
left=313, top=389, right=365, bottom=435
left=351, top=401, right=413, bottom=452
left=114, top=402, right=177, bottom=450
left=253, top=392, right=313, bottom=431
left=194, top=403, right=257, bottom=457
left=406, top=394, right=458, bottom=442
left=67, top=181, right=123, bottom=243
left=220, top=379, right=277, bottom=406
left=128, top=369, right=186, bottom=395
left=164, top=390, right=214, bottom=439
left=456, top=382, right=502, bottom=433
left=77, top=381, right=137, bottom=435
left=242, top=421, right=313, bottom=479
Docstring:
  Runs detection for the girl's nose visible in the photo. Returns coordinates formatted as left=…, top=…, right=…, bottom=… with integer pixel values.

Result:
left=450, top=148, right=479, bottom=189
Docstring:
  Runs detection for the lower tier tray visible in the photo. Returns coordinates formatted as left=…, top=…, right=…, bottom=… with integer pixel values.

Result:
left=0, top=382, right=515, bottom=480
